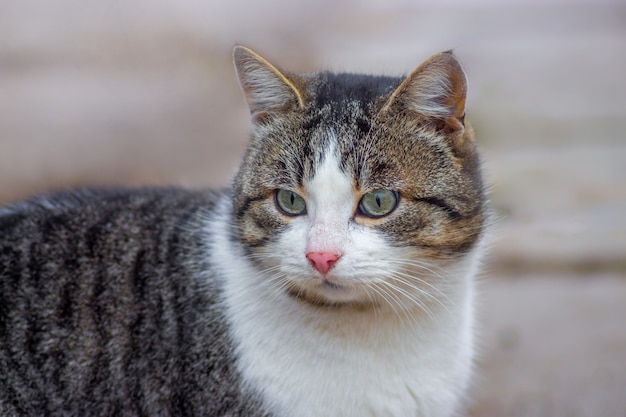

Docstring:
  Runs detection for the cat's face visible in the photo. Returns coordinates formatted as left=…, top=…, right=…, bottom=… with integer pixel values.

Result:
left=231, top=47, right=485, bottom=310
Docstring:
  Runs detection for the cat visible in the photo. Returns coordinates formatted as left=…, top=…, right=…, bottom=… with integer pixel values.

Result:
left=0, top=46, right=487, bottom=417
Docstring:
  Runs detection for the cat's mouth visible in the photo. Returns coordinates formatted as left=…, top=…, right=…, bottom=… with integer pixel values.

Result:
left=285, top=277, right=372, bottom=309
left=286, top=288, right=369, bottom=309
left=287, top=277, right=346, bottom=295
left=319, top=279, right=343, bottom=291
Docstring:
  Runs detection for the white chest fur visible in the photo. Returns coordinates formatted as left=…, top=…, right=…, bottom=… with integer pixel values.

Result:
left=208, top=199, right=479, bottom=417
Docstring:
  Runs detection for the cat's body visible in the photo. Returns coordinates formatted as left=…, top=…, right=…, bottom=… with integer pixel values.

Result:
left=0, top=47, right=486, bottom=416
left=0, top=188, right=267, bottom=416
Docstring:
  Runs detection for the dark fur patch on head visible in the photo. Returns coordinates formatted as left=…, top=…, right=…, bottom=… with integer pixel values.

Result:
left=311, top=72, right=401, bottom=109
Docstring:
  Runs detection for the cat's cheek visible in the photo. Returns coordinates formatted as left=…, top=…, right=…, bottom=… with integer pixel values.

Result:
left=271, top=219, right=311, bottom=271
left=340, top=230, right=392, bottom=274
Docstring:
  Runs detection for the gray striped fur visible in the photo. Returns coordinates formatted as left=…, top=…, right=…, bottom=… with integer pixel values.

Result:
left=0, top=187, right=267, bottom=416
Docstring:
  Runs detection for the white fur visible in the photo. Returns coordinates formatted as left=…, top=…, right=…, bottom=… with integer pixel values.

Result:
left=207, top=144, right=482, bottom=417
left=304, top=142, right=353, bottom=255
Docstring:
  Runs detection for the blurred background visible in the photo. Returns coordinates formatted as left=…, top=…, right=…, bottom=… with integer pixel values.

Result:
left=1, top=0, right=625, bottom=415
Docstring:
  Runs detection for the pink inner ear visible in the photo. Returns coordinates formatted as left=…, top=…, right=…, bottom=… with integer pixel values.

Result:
left=306, top=251, right=342, bottom=274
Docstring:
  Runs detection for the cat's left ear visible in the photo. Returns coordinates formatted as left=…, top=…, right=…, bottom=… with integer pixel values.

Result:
left=233, top=46, right=305, bottom=119
left=383, top=51, right=467, bottom=133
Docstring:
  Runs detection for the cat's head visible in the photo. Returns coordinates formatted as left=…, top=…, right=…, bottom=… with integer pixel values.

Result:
left=230, top=46, right=485, bottom=311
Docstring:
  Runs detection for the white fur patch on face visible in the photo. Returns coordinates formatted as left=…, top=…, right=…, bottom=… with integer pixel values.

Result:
left=304, top=140, right=354, bottom=254
left=264, top=132, right=403, bottom=306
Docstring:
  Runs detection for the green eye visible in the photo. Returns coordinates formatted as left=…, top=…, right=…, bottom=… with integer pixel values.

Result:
left=275, top=189, right=307, bottom=216
left=359, top=189, right=398, bottom=218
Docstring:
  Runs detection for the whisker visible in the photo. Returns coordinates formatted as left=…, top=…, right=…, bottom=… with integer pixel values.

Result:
left=372, top=278, right=436, bottom=324
left=387, top=269, right=456, bottom=309
left=380, top=258, right=459, bottom=307
left=375, top=264, right=457, bottom=313
left=363, top=262, right=456, bottom=320
left=265, top=277, right=293, bottom=305
left=384, top=259, right=448, bottom=281
left=256, top=269, right=294, bottom=304
left=362, top=286, right=382, bottom=323
left=384, top=273, right=455, bottom=319
left=368, top=282, right=409, bottom=324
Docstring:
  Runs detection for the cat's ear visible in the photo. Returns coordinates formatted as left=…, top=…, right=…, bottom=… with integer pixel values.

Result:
left=233, top=46, right=305, bottom=118
left=383, top=51, right=467, bottom=132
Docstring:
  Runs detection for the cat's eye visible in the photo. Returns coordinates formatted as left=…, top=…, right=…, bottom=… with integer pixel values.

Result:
left=358, top=189, right=398, bottom=218
left=275, top=189, right=307, bottom=216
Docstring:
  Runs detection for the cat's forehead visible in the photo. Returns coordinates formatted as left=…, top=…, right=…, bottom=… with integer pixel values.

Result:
left=246, top=71, right=457, bottom=192
left=308, top=72, right=402, bottom=108
left=297, top=73, right=404, bottom=162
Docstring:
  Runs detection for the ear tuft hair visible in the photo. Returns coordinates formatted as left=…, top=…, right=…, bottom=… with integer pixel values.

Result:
left=233, top=46, right=304, bottom=116
left=383, top=51, right=467, bottom=121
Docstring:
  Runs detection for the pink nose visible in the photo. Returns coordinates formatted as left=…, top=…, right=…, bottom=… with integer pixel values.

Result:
left=306, top=251, right=341, bottom=274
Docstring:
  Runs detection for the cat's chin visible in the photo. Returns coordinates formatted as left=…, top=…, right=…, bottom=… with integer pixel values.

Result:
left=285, top=280, right=374, bottom=309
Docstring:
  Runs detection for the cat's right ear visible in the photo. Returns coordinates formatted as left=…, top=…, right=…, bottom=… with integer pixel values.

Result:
left=233, top=46, right=305, bottom=119
left=382, top=51, right=467, bottom=131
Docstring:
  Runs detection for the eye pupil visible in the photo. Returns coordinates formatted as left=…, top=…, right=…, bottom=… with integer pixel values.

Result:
left=375, top=195, right=381, bottom=208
